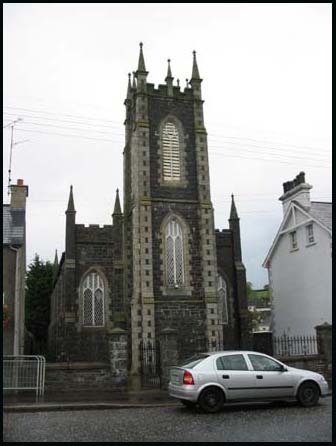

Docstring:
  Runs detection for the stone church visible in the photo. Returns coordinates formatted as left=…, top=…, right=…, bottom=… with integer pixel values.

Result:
left=48, top=44, right=251, bottom=376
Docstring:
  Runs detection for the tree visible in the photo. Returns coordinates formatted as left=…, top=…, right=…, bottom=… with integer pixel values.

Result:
left=246, top=281, right=254, bottom=301
left=25, top=254, right=53, bottom=355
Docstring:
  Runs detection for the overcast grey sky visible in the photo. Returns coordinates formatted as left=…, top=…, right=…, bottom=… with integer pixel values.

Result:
left=3, top=3, right=332, bottom=288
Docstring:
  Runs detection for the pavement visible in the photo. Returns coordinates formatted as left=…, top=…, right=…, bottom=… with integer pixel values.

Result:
left=3, top=388, right=180, bottom=412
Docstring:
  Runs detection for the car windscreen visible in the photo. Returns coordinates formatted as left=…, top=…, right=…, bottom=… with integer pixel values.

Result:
left=178, top=354, right=210, bottom=369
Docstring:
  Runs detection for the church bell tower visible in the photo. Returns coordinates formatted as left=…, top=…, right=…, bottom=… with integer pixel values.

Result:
left=123, top=43, right=223, bottom=374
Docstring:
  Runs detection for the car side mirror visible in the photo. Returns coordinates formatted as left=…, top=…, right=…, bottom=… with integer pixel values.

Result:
left=280, top=365, right=287, bottom=372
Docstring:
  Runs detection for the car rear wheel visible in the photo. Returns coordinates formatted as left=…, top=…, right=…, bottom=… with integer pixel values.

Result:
left=180, top=400, right=196, bottom=408
left=297, top=381, right=320, bottom=407
left=198, top=386, right=224, bottom=413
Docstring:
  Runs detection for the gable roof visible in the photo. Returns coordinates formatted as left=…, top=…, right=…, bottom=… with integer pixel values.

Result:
left=310, top=201, right=332, bottom=231
left=3, top=205, right=25, bottom=246
left=263, top=200, right=332, bottom=268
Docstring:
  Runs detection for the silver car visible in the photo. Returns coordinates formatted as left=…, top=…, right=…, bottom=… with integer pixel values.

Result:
left=168, top=351, right=329, bottom=413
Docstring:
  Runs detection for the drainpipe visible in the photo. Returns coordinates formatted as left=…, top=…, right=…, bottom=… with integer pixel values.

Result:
left=9, top=245, right=21, bottom=356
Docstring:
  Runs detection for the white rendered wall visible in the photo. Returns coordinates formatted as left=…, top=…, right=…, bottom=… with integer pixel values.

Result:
left=269, top=223, right=332, bottom=337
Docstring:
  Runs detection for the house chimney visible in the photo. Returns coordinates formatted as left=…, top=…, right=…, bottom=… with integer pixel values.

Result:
left=10, top=179, right=29, bottom=209
left=279, top=172, right=312, bottom=215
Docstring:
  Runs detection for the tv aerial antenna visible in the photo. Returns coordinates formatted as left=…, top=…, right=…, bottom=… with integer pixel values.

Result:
left=3, top=118, right=29, bottom=197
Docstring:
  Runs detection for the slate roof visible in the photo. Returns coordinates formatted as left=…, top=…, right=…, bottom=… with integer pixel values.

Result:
left=3, top=205, right=25, bottom=245
left=310, top=201, right=332, bottom=231
left=263, top=199, right=332, bottom=267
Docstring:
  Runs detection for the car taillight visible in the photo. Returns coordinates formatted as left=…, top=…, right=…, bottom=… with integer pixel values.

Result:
left=183, top=370, right=195, bottom=385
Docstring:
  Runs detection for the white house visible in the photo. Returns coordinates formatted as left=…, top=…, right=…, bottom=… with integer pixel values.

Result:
left=263, top=172, right=332, bottom=337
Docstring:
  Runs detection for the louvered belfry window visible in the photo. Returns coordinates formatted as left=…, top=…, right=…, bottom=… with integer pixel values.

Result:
left=166, top=219, right=184, bottom=287
left=217, top=276, right=228, bottom=325
left=162, top=121, right=181, bottom=181
left=82, top=272, right=105, bottom=327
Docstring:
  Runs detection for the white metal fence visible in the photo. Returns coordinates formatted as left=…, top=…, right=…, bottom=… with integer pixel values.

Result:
left=3, top=355, right=46, bottom=396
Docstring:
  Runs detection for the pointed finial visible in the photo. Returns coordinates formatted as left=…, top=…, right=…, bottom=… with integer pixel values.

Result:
left=113, top=188, right=122, bottom=215
left=137, top=41, right=146, bottom=73
left=66, top=185, right=75, bottom=213
left=126, top=73, right=132, bottom=100
left=167, top=59, right=173, bottom=78
left=132, top=71, right=136, bottom=89
left=53, top=249, right=59, bottom=281
left=177, top=79, right=180, bottom=87
left=191, top=50, right=201, bottom=80
left=165, top=58, right=174, bottom=87
left=230, top=194, right=239, bottom=220
left=54, top=249, right=58, bottom=266
left=185, top=78, right=189, bottom=88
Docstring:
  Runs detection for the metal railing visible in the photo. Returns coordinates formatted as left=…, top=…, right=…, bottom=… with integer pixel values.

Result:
left=3, top=355, right=46, bottom=396
left=273, top=334, right=318, bottom=357
left=140, top=340, right=161, bottom=388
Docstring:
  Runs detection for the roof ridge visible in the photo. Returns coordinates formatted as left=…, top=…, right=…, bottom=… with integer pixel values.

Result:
left=311, top=201, right=332, bottom=204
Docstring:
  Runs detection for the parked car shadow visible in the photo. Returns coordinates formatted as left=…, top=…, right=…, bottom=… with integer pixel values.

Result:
left=175, top=399, right=312, bottom=415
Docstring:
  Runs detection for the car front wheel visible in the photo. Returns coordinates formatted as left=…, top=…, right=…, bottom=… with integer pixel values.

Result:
left=297, top=381, right=320, bottom=407
left=198, top=386, right=224, bottom=413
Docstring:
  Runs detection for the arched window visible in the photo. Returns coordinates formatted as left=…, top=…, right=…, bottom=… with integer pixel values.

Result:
left=162, top=121, right=180, bottom=181
left=166, top=219, right=184, bottom=287
left=217, top=276, right=228, bottom=325
left=82, top=272, right=105, bottom=327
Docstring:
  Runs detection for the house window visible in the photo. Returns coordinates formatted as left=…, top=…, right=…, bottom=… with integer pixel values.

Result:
left=217, top=276, right=228, bottom=325
left=306, top=224, right=315, bottom=244
left=82, top=272, right=105, bottom=327
left=289, top=231, right=298, bottom=250
left=166, top=219, right=184, bottom=287
left=162, top=121, right=180, bottom=181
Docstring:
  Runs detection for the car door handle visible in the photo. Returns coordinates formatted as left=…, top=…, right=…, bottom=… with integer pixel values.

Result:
left=256, top=375, right=263, bottom=379
left=222, top=375, right=230, bottom=379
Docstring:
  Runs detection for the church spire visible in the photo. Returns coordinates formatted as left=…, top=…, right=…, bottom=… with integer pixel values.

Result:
left=135, top=42, right=148, bottom=93
left=66, top=185, right=75, bottom=213
left=113, top=188, right=122, bottom=215
left=165, top=59, right=173, bottom=81
left=65, top=185, right=76, bottom=260
left=132, top=71, right=136, bottom=89
left=112, top=188, right=122, bottom=228
left=126, top=72, right=132, bottom=100
left=229, top=194, right=242, bottom=262
left=137, top=42, right=147, bottom=73
left=53, top=249, right=59, bottom=283
left=54, top=249, right=59, bottom=266
left=191, top=50, right=201, bottom=80
left=229, top=194, right=239, bottom=220
left=165, top=59, right=174, bottom=96
left=190, top=50, right=202, bottom=100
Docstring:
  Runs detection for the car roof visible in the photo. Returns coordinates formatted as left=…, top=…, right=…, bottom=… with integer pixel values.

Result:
left=205, top=351, right=269, bottom=356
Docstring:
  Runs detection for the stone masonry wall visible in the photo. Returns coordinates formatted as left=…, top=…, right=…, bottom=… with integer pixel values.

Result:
left=276, top=355, right=332, bottom=388
left=45, top=362, right=124, bottom=391
left=155, top=301, right=207, bottom=360
left=215, top=229, right=241, bottom=349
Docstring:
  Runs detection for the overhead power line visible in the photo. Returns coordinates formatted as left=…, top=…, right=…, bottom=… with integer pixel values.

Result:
left=14, top=127, right=116, bottom=143
left=3, top=111, right=120, bottom=131
left=4, top=118, right=329, bottom=162
left=4, top=105, right=116, bottom=124
left=7, top=128, right=330, bottom=169
left=4, top=113, right=330, bottom=161
left=4, top=105, right=331, bottom=153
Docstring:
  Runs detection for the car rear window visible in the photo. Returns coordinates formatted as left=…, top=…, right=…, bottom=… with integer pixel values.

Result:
left=216, top=354, right=248, bottom=371
left=178, top=354, right=209, bottom=369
